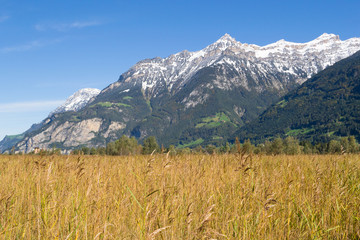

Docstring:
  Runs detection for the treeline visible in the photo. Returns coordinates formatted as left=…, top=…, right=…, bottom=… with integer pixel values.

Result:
left=72, top=136, right=160, bottom=156
left=70, top=135, right=360, bottom=156
left=255, top=136, right=359, bottom=155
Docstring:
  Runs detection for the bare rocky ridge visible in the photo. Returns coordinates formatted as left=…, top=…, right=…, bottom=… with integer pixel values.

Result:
left=24, top=118, right=103, bottom=149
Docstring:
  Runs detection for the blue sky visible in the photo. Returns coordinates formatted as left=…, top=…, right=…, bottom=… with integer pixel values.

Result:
left=0, top=0, right=360, bottom=140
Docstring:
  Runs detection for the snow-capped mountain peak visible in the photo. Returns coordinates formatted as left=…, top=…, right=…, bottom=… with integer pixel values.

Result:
left=215, top=33, right=238, bottom=44
left=206, top=33, right=239, bottom=51
left=219, top=33, right=235, bottom=41
left=315, top=33, right=339, bottom=41
left=104, top=33, right=360, bottom=98
left=50, top=88, right=101, bottom=116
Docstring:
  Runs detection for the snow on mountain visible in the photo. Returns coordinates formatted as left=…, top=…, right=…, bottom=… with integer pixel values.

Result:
left=13, top=33, right=360, bottom=152
left=50, top=88, right=101, bottom=115
left=104, top=33, right=360, bottom=97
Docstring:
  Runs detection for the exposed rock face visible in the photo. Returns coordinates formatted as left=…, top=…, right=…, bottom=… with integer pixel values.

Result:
left=104, top=122, right=126, bottom=138
left=17, top=118, right=103, bottom=152
left=234, top=106, right=245, bottom=118
left=0, top=88, right=101, bottom=153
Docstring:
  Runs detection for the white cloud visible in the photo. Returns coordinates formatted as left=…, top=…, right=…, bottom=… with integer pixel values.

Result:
left=1, top=41, right=42, bottom=52
left=0, top=15, right=9, bottom=23
left=1, top=38, right=63, bottom=53
left=0, top=100, right=64, bottom=113
left=35, top=20, right=101, bottom=32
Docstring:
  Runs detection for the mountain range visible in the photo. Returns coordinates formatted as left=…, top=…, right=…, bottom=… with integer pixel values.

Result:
left=236, top=50, right=360, bottom=143
left=2, top=33, right=360, bottom=153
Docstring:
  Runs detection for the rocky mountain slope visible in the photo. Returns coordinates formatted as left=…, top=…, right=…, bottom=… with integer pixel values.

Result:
left=12, top=33, right=360, bottom=152
left=236, top=50, right=360, bottom=143
left=0, top=134, right=24, bottom=153
left=0, top=88, right=100, bottom=153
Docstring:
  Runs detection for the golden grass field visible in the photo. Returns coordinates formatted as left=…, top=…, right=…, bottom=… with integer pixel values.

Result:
left=0, top=153, right=359, bottom=239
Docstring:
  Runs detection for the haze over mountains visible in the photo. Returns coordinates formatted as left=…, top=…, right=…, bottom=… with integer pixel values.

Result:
left=2, top=33, right=360, bottom=153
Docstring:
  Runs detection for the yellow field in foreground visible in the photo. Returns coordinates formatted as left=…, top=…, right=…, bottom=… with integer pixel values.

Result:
left=0, top=154, right=359, bottom=239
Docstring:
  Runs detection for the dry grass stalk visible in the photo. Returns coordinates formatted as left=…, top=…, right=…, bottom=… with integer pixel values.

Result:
left=0, top=154, right=359, bottom=239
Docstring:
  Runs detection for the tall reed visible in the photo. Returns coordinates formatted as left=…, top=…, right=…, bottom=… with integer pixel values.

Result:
left=0, top=154, right=359, bottom=239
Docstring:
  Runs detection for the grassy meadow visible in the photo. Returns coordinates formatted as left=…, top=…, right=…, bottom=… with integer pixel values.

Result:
left=0, top=153, right=360, bottom=239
